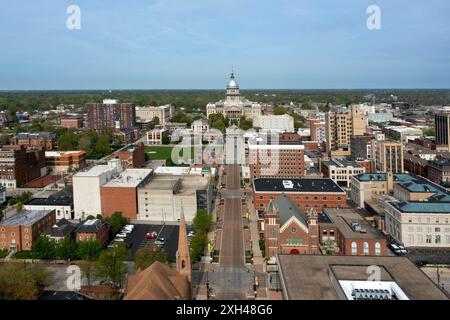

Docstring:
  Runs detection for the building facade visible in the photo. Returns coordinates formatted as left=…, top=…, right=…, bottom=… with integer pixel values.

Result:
left=11, top=132, right=56, bottom=151
left=320, top=158, right=365, bottom=188
left=87, top=99, right=135, bottom=130
left=75, top=219, right=110, bottom=246
left=375, top=141, right=404, bottom=173
left=206, top=71, right=262, bottom=121
left=253, top=114, right=294, bottom=132
left=435, top=112, right=450, bottom=151
left=135, top=104, right=174, bottom=125
left=115, top=143, right=146, bottom=168
left=0, top=210, right=56, bottom=252
left=427, top=159, right=450, bottom=186
left=45, top=150, right=86, bottom=174
left=60, top=117, right=83, bottom=129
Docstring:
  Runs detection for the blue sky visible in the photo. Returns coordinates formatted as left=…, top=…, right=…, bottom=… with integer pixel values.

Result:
left=0, top=0, right=449, bottom=90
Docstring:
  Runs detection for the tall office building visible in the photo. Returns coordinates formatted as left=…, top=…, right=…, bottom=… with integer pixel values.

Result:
left=375, top=141, right=404, bottom=173
left=87, top=99, right=135, bottom=130
left=435, top=112, right=450, bottom=151
left=325, top=105, right=367, bottom=156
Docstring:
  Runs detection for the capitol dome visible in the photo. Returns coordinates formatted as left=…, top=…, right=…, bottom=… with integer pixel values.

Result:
left=227, top=71, right=239, bottom=88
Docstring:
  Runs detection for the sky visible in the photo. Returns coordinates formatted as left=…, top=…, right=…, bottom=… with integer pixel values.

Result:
left=0, top=0, right=450, bottom=90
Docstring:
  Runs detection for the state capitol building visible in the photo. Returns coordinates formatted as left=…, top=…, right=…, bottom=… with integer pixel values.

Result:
left=206, top=71, right=262, bottom=121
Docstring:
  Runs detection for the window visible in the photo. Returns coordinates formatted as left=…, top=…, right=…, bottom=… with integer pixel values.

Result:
left=351, top=242, right=357, bottom=255
left=426, top=235, right=432, bottom=244
left=375, top=242, right=381, bottom=255
left=363, top=242, right=369, bottom=255
left=436, top=235, right=441, bottom=244
left=329, top=230, right=335, bottom=238
left=291, top=227, right=297, bottom=234
left=11, top=232, right=15, bottom=237
left=435, top=227, right=440, bottom=233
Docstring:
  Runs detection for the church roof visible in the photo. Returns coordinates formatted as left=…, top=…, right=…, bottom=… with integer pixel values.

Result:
left=124, top=261, right=191, bottom=300
left=269, top=194, right=309, bottom=227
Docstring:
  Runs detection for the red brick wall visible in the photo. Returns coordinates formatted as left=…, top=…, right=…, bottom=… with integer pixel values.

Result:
left=100, top=186, right=137, bottom=220
left=61, top=118, right=83, bottom=129
left=254, top=192, right=346, bottom=212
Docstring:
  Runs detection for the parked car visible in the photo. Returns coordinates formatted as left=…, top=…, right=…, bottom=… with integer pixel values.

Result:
left=155, top=237, right=166, bottom=246
left=145, top=231, right=158, bottom=239
left=116, top=233, right=127, bottom=238
left=114, top=237, right=124, bottom=242
left=124, top=225, right=135, bottom=231
left=188, top=231, right=195, bottom=237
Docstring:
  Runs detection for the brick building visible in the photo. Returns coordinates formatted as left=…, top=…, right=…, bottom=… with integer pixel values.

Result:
left=319, top=207, right=388, bottom=256
left=0, top=145, right=46, bottom=188
left=320, top=158, right=365, bottom=188
left=87, top=99, right=135, bottom=130
left=75, top=219, right=110, bottom=246
left=100, top=169, right=153, bottom=220
left=253, top=178, right=346, bottom=212
left=264, top=194, right=320, bottom=258
left=0, top=209, right=56, bottom=252
left=60, top=116, right=83, bottom=129
left=248, top=141, right=305, bottom=179
left=115, top=143, right=145, bottom=168
left=11, top=132, right=56, bottom=150
left=45, top=150, right=86, bottom=174
left=427, top=159, right=450, bottom=186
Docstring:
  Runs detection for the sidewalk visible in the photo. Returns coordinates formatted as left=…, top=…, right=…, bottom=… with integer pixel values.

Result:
left=245, top=186, right=265, bottom=272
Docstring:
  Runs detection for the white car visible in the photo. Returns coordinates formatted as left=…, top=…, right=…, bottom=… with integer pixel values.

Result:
left=188, top=231, right=195, bottom=237
left=114, top=238, right=124, bottom=242
left=121, top=228, right=132, bottom=234
left=116, top=233, right=127, bottom=238
left=124, top=225, right=134, bottom=231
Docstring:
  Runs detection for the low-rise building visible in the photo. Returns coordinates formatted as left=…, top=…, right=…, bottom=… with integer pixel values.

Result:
left=319, top=207, right=388, bottom=256
left=73, top=159, right=123, bottom=219
left=60, top=116, right=83, bottom=129
left=427, top=159, right=450, bottom=187
left=115, top=143, right=145, bottom=168
left=24, top=187, right=74, bottom=220
left=146, top=128, right=169, bottom=145
left=137, top=173, right=213, bottom=223
left=100, top=169, right=153, bottom=220
left=11, top=132, right=56, bottom=150
left=42, top=218, right=78, bottom=243
left=135, top=105, right=174, bottom=125
left=320, top=158, right=365, bottom=188
left=45, top=150, right=86, bottom=174
left=263, top=194, right=320, bottom=259
left=0, top=209, right=56, bottom=252
left=75, top=219, right=110, bottom=246
left=253, top=114, right=294, bottom=132
left=277, top=255, right=448, bottom=300
left=253, top=178, right=346, bottom=212
left=191, top=119, right=210, bottom=135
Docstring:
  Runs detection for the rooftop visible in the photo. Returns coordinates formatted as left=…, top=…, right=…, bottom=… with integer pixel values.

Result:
left=322, top=158, right=361, bottom=168
left=76, top=219, right=109, bottom=233
left=253, top=178, right=345, bottom=194
left=321, top=207, right=384, bottom=240
left=103, top=169, right=152, bottom=188
left=1, top=210, right=53, bottom=227
left=389, top=201, right=450, bottom=213
left=269, top=194, right=308, bottom=226
left=277, top=255, right=448, bottom=300
left=140, top=174, right=210, bottom=195
left=42, top=219, right=78, bottom=238
left=14, top=132, right=56, bottom=140
left=354, top=173, right=416, bottom=182
left=45, top=150, right=86, bottom=157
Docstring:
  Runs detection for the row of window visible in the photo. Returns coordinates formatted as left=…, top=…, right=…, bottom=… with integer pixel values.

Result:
left=259, top=195, right=343, bottom=201
left=351, top=242, right=382, bottom=255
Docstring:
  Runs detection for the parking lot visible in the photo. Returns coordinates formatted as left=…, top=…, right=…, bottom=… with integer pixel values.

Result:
left=113, top=224, right=194, bottom=261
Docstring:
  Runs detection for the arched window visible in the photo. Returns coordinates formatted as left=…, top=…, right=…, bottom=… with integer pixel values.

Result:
left=363, top=242, right=369, bottom=255
left=375, top=242, right=381, bottom=255
left=181, top=260, right=186, bottom=269
left=351, top=242, right=357, bottom=255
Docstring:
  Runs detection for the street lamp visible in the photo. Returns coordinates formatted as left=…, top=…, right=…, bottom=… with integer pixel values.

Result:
left=206, top=271, right=210, bottom=300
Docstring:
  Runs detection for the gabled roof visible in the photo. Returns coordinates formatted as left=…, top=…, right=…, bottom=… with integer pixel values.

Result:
left=124, top=261, right=190, bottom=300
left=270, top=194, right=309, bottom=227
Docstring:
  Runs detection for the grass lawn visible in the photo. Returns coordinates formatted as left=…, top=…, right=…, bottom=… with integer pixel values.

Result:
left=145, top=145, right=203, bottom=161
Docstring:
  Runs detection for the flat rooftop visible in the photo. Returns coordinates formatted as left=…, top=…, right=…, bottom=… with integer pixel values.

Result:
left=277, top=255, right=448, bottom=300
left=140, top=174, right=210, bottom=195
left=1, top=210, right=53, bottom=227
left=45, top=150, right=85, bottom=157
left=103, top=169, right=152, bottom=188
left=321, top=207, right=384, bottom=240
left=389, top=201, right=450, bottom=214
left=322, top=158, right=361, bottom=168
left=253, top=178, right=345, bottom=194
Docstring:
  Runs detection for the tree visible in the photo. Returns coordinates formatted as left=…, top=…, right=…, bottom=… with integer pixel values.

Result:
left=0, top=208, right=4, bottom=221
left=134, top=244, right=168, bottom=270
left=95, top=243, right=129, bottom=287
left=76, top=239, right=102, bottom=261
left=212, top=119, right=226, bottom=132
left=16, top=203, right=23, bottom=213
left=33, top=236, right=56, bottom=260
left=78, top=260, right=95, bottom=288
left=239, top=116, right=253, bottom=130
left=273, top=106, right=287, bottom=115
left=58, top=130, right=78, bottom=150
left=56, top=237, right=78, bottom=260
left=96, top=214, right=103, bottom=220
left=105, top=212, right=127, bottom=235
left=193, top=209, right=212, bottom=233
left=162, top=135, right=171, bottom=145
left=85, top=215, right=96, bottom=220
left=190, top=231, right=208, bottom=262
left=0, top=264, right=49, bottom=300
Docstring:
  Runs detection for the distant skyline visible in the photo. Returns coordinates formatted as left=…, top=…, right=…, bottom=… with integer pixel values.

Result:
left=1, top=0, right=450, bottom=90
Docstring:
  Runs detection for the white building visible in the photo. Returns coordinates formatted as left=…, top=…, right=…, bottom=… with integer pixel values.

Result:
left=146, top=128, right=168, bottom=145
left=73, top=159, right=123, bottom=220
left=137, top=173, right=213, bottom=223
left=135, top=104, right=174, bottom=124
left=206, top=71, right=262, bottom=121
left=191, top=119, right=210, bottom=134
left=321, top=158, right=365, bottom=188
left=253, top=114, right=294, bottom=132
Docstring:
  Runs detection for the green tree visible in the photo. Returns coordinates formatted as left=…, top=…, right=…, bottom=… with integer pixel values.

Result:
left=105, top=212, right=127, bottom=235
left=239, top=116, right=253, bottom=130
left=76, top=239, right=102, bottom=261
left=190, top=231, right=208, bottom=262
left=33, top=236, right=57, bottom=260
left=95, top=243, right=130, bottom=287
left=0, top=264, right=49, bottom=300
left=134, top=244, right=168, bottom=270
left=193, top=209, right=212, bottom=233
left=273, top=106, right=287, bottom=115
left=78, top=260, right=95, bottom=288
left=162, top=135, right=171, bottom=145
left=85, top=215, right=96, bottom=220
left=58, top=130, right=78, bottom=150
left=56, top=237, right=78, bottom=260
